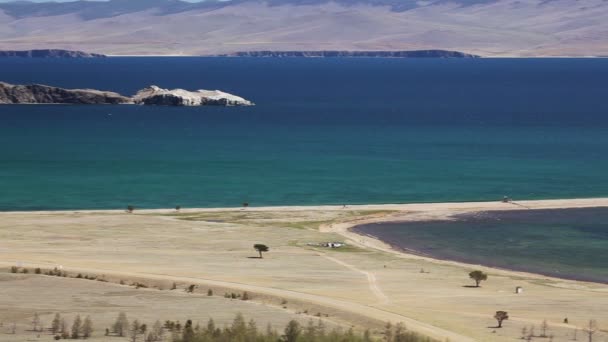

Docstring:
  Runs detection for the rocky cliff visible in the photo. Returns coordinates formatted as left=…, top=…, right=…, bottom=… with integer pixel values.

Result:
left=0, top=82, right=253, bottom=106
left=0, top=82, right=130, bottom=104
left=219, top=50, right=480, bottom=58
left=0, top=49, right=106, bottom=58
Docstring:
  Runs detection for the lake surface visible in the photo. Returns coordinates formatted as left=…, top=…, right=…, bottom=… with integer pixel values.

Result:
left=0, top=58, right=607, bottom=210
left=353, top=207, right=608, bottom=283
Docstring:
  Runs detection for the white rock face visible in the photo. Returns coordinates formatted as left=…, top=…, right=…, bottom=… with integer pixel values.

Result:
left=133, top=85, right=254, bottom=106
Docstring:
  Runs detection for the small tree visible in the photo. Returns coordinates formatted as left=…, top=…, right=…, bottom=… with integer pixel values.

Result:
left=51, top=313, right=61, bottom=334
left=127, top=205, right=135, bottom=213
left=207, top=289, right=213, bottom=296
left=469, top=270, right=488, bottom=287
left=384, top=322, right=393, bottom=342
left=114, top=312, right=129, bottom=337
left=60, top=318, right=68, bottom=334
left=151, top=320, right=164, bottom=341
left=71, top=315, right=82, bottom=339
left=254, top=244, right=269, bottom=258
left=175, top=205, right=181, bottom=212
left=129, top=320, right=141, bottom=342
left=243, top=202, right=249, bottom=208
left=494, top=311, right=509, bottom=328
left=32, top=312, right=41, bottom=332
left=283, top=320, right=301, bottom=342
left=82, top=316, right=93, bottom=339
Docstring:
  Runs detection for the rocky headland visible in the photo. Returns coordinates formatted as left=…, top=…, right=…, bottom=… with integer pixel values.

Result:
left=0, top=82, right=253, bottom=106
left=0, top=49, right=106, bottom=58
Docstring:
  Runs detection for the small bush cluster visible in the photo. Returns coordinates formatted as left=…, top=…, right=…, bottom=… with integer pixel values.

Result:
left=223, top=291, right=252, bottom=300
left=45, top=267, right=68, bottom=277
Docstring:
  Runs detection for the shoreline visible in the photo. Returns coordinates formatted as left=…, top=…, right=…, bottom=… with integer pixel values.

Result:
left=3, top=196, right=607, bottom=215
left=355, top=224, right=608, bottom=285
left=317, top=197, right=608, bottom=287
left=100, top=55, right=608, bottom=58
left=2, top=198, right=607, bottom=287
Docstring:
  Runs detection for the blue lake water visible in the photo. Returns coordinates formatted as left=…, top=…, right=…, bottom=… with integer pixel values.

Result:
left=354, top=207, right=608, bottom=283
left=0, top=58, right=607, bottom=210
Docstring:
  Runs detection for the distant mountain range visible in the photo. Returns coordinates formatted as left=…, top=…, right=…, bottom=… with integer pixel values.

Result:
left=0, top=0, right=606, bottom=57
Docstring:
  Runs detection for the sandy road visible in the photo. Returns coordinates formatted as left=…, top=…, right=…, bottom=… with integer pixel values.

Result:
left=319, top=253, right=389, bottom=305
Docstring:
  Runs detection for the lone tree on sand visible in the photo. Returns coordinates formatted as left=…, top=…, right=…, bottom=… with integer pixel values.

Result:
left=494, top=311, right=509, bottom=328
left=254, top=244, right=269, bottom=258
left=127, top=205, right=134, bottom=213
left=469, top=270, right=488, bottom=287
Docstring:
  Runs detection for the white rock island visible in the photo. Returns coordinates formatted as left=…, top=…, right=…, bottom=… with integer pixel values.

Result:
left=133, top=85, right=254, bottom=106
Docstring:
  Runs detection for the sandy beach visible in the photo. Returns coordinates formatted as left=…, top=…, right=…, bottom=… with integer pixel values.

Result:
left=2, top=197, right=608, bottom=341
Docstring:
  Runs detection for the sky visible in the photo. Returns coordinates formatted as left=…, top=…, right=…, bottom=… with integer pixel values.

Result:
left=0, top=0, right=206, bottom=2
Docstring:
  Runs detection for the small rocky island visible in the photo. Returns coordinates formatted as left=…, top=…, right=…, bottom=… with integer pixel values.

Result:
left=0, top=49, right=106, bottom=58
left=0, top=82, right=253, bottom=106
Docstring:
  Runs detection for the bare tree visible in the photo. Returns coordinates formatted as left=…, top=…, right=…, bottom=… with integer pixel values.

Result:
left=583, top=320, right=597, bottom=342
left=31, top=312, right=40, bottom=332
left=541, top=319, right=549, bottom=337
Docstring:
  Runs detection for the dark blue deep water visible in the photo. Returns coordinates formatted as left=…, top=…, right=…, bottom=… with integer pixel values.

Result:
left=0, top=58, right=607, bottom=210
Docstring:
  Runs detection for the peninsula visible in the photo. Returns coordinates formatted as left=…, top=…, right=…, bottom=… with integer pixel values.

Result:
left=0, top=82, right=253, bottom=106
left=0, top=49, right=106, bottom=58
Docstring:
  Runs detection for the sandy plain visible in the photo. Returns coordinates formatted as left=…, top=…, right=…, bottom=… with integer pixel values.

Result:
left=1, top=198, right=608, bottom=341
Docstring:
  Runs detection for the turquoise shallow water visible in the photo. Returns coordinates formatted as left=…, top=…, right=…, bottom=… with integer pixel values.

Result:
left=354, top=207, right=608, bottom=283
left=0, top=58, right=607, bottom=210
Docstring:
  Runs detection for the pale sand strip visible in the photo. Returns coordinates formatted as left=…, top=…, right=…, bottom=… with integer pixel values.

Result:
left=4, top=197, right=608, bottom=215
